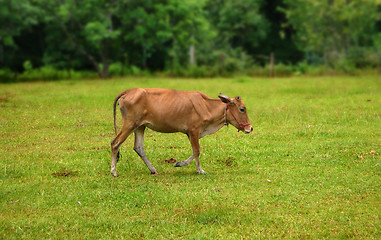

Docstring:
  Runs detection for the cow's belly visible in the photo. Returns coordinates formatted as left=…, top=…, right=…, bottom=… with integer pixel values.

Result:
left=145, top=122, right=187, bottom=134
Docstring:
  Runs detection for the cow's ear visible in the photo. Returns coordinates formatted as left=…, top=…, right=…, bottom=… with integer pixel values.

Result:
left=219, top=94, right=231, bottom=103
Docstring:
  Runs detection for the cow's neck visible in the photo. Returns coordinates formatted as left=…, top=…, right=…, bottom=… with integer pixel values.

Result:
left=209, top=99, right=227, bottom=123
left=199, top=99, right=226, bottom=138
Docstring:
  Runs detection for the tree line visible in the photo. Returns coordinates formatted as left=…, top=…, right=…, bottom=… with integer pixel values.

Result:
left=1, top=0, right=380, bottom=79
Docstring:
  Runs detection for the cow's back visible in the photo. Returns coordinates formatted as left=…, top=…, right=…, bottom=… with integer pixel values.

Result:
left=119, top=88, right=208, bottom=133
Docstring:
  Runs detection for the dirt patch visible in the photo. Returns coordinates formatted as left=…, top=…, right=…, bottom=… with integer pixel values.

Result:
left=219, top=157, right=236, bottom=167
left=51, top=168, right=79, bottom=177
left=164, top=158, right=177, bottom=163
left=0, top=95, right=10, bottom=104
left=0, top=92, right=17, bottom=106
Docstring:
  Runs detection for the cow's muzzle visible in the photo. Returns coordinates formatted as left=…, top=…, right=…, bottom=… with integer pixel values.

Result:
left=243, top=126, right=253, bottom=134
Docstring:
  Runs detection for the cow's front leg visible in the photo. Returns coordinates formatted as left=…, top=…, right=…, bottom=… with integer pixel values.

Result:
left=189, top=130, right=206, bottom=175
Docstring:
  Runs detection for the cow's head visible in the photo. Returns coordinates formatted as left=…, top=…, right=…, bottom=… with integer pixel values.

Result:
left=219, top=94, right=253, bottom=134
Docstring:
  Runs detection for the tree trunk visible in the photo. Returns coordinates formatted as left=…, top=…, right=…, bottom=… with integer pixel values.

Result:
left=219, top=53, right=225, bottom=76
left=142, top=47, right=147, bottom=70
left=269, top=52, right=274, bottom=77
left=324, top=51, right=328, bottom=73
left=100, top=40, right=110, bottom=78
left=0, top=43, right=3, bottom=65
left=78, top=44, right=103, bottom=78
left=101, top=60, right=109, bottom=78
left=67, top=54, right=72, bottom=79
left=60, top=22, right=105, bottom=78
left=170, top=55, right=174, bottom=77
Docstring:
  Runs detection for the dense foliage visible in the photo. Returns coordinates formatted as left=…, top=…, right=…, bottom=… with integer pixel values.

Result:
left=0, top=0, right=380, bottom=79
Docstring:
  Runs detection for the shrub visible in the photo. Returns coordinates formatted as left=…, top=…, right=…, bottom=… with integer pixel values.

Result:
left=273, top=63, right=293, bottom=76
left=108, top=62, right=132, bottom=76
left=23, top=60, right=33, bottom=72
left=247, top=65, right=268, bottom=77
left=130, top=65, right=142, bottom=75
left=108, top=62, right=123, bottom=76
left=347, top=47, right=381, bottom=68
left=0, top=68, right=14, bottom=82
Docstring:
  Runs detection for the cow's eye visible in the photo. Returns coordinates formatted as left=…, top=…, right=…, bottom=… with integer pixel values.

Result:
left=240, top=107, right=245, bottom=113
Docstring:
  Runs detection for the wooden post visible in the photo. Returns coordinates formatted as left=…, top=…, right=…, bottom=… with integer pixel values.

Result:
left=189, top=36, right=195, bottom=65
left=269, top=52, right=274, bottom=77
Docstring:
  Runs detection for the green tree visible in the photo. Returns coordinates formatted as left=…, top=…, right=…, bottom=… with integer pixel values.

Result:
left=202, top=0, right=269, bottom=72
left=283, top=0, right=380, bottom=67
left=165, top=0, right=210, bottom=71
left=0, top=0, right=40, bottom=46
left=255, top=0, right=303, bottom=64
left=39, top=0, right=122, bottom=78
left=0, top=0, right=41, bottom=67
left=205, top=0, right=268, bottom=53
left=118, top=0, right=207, bottom=72
left=118, top=0, right=171, bottom=70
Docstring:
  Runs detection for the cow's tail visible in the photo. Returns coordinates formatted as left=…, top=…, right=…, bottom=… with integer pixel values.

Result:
left=113, top=91, right=126, bottom=136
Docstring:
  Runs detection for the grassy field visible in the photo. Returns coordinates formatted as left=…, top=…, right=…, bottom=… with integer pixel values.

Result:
left=0, top=76, right=380, bottom=239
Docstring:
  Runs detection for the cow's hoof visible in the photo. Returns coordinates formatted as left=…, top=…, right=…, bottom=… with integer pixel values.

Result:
left=174, top=162, right=183, bottom=167
left=197, top=170, right=207, bottom=175
left=151, top=171, right=159, bottom=175
left=111, top=172, right=119, bottom=178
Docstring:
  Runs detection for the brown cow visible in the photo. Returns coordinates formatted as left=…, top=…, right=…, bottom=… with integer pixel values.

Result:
left=110, top=88, right=253, bottom=177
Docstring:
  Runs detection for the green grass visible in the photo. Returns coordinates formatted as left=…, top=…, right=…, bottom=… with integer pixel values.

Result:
left=0, top=76, right=380, bottom=239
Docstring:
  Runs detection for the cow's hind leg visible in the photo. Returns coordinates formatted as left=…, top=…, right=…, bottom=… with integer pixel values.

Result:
left=174, top=134, right=195, bottom=168
left=134, top=126, right=158, bottom=175
left=174, top=155, right=195, bottom=167
left=175, top=131, right=206, bottom=174
left=111, top=123, right=134, bottom=177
